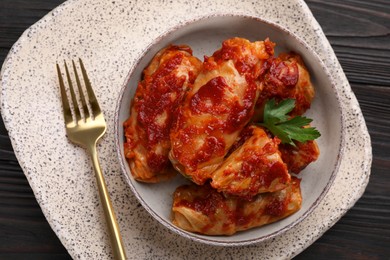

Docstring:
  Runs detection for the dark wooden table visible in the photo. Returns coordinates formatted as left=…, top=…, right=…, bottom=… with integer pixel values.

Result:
left=1, top=0, right=389, bottom=259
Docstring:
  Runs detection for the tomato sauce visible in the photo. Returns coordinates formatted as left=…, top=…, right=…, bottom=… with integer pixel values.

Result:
left=269, top=59, right=299, bottom=87
left=264, top=197, right=289, bottom=217
left=190, top=76, right=230, bottom=115
left=221, top=136, right=289, bottom=198
left=225, top=80, right=257, bottom=133
left=130, top=50, right=194, bottom=172
left=147, top=152, right=169, bottom=173
left=226, top=126, right=255, bottom=156
left=280, top=140, right=319, bottom=174
left=189, top=136, right=226, bottom=169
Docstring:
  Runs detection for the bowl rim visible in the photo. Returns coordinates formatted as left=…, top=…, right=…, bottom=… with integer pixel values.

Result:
left=114, top=12, right=345, bottom=246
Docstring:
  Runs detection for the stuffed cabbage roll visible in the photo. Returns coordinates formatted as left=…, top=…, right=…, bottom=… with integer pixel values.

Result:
left=172, top=177, right=302, bottom=235
left=123, top=45, right=202, bottom=182
left=169, top=38, right=275, bottom=185
left=211, top=126, right=290, bottom=199
left=254, top=52, right=315, bottom=121
left=279, top=140, right=320, bottom=174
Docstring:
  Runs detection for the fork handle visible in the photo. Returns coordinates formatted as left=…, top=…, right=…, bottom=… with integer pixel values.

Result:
left=88, top=143, right=127, bottom=260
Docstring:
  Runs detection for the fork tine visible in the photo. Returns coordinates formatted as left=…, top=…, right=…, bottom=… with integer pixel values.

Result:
left=64, top=61, right=82, bottom=123
left=72, top=60, right=90, bottom=119
left=79, top=58, right=101, bottom=115
left=56, top=64, right=73, bottom=125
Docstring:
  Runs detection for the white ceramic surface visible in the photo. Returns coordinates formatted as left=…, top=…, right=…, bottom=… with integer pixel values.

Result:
left=115, top=14, right=343, bottom=246
left=0, top=0, right=371, bottom=259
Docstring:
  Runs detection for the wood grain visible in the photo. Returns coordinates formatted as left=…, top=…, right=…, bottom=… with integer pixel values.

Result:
left=297, top=0, right=390, bottom=259
left=1, top=0, right=389, bottom=259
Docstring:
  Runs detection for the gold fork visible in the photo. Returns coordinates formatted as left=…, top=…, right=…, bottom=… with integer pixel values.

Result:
left=56, top=59, right=127, bottom=260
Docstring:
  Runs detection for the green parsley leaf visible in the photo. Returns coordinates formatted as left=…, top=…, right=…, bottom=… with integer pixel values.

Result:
left=259, top=98, right=321, bottom=146
left=263, top=98, right=295, bottom=124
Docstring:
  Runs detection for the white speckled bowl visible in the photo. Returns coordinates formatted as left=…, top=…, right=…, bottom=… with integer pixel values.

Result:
left=115, top=14, right=343, bottom=246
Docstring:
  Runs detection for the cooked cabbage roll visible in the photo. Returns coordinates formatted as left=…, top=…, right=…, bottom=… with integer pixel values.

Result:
left=211, top=126, right=290, bottom=199
left=172, top=177, right=302, bottom=235
left=169, top=38, right=275, bottom=185
left=123, top=45, right=202, bottom=182
left=235, top=177, right=301, bottom=232
left=254, top=52, right=315, bottom=121
left=279, top=140, right=320, bottom=174
left=172, top=183, right=238, bottom=235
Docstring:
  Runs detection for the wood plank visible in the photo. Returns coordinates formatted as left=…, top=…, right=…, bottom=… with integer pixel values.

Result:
left=0, top=0, right=389, bottom=259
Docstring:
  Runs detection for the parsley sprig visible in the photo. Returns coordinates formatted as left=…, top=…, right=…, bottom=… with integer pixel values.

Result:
left=259, top=99, right=321, bottom=146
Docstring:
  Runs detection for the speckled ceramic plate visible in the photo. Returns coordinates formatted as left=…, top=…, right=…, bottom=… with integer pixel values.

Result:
left=0, top=0, right=371, bottom=259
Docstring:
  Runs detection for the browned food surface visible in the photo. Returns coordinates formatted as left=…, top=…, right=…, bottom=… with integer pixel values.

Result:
left=279, top=140, right=320, bottom=174
left=211, top=125, right=291, bottom=199
left=123, top=45, right=202, bottom=182
left=169, top=38, right=275, bottom=185
left=253, top=52, right=315, bottom=121
left=172, top=177, right=302, bottom=235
